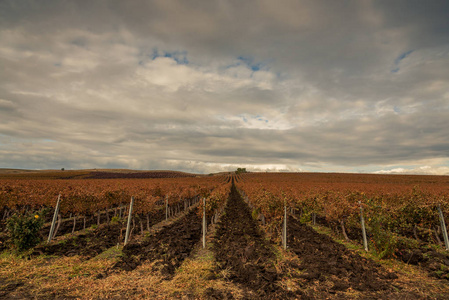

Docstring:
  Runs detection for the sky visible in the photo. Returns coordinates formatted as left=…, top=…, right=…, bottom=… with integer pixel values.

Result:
left=1, top=0, right=449, bottom=175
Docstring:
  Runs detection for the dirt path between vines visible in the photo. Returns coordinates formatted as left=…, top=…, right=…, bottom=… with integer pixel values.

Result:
left=33, top=223, right=123, bottom=258
left=113, top=208, right=202, bottom=278
left=212, top=185, right=295, bottom=299
left=316, top=215, right=449, bottom=281
left=32, top=209, right=166, bottom=259
left=287, top=215, right=427, bottom=299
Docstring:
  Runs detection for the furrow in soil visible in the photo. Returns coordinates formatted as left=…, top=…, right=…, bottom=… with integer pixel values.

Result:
left=212, top=185, right=292, bottom=298
left=113, top=208, right=202, bottom=278
left=33, top=209, right=165, bottom=259
left=287, top=215, right=399, bottom=296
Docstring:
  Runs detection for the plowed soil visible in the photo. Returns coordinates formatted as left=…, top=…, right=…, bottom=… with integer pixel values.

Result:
left=287, top=215, right=401, bottom=297
left=33, top=210, right=165, bottom=258
left=395, top=241, right=449, bottom=280
left=32, top=223, right=124, bottom=258
left=315, top=215, right=449, bottom=281
left=212, top=185, right=294, bottom=299
left=113, top=208, right=202, bottom=277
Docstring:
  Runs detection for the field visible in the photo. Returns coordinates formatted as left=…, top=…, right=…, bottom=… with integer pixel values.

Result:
left=1, top=170, right=449, bottom=299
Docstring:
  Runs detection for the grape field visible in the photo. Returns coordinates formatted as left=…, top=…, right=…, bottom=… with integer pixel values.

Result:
left=1, top=170, right=449, bottom=299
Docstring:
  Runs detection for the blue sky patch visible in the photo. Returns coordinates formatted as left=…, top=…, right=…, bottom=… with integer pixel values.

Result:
left=392, top=50, right=414, bottom=73
left=150, top=49, right=189, bottom=64
left=395, top=50, right=414, bottom=65
left=237, top=56, right=264, bottom=71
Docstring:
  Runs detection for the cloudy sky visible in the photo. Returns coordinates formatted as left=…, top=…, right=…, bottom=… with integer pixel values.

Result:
left=1, top=0, right=449, bottom=174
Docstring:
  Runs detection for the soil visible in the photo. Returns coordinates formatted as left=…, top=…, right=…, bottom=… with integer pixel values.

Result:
left=1, top=205, right=170, bottom=255
left=32, top=209, right=166, bottom=258
left=33, top=222, right=124, bottom=258
left=287, top=215, right=400, bottom=297
left=212, top=185, right=295, bottom=299
left=395, top=241, right=449, bottom=280
left=314, top=215, right=449, bottom=281
left=113, top=208, right=202, bottom=278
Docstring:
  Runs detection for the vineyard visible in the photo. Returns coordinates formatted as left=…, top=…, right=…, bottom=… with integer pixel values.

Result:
left=1, top=170, right=449, bottom=298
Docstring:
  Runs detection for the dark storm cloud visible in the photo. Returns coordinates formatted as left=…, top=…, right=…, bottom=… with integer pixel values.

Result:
left=0, top=0, right=448, bottom=174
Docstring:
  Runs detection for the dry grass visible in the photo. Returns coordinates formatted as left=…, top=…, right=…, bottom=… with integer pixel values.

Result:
left=1, top=249, right=171, bottom=298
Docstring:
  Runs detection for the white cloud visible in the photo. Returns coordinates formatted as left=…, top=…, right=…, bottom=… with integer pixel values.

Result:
left=375, top=166, right=449, bottom=175
left=0, top=1, right=448, bottom=174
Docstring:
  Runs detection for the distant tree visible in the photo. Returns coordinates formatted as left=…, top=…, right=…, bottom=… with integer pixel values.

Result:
left=235, top=168, right=247, bottom=174
left=61, top=168, right=65, bottom=171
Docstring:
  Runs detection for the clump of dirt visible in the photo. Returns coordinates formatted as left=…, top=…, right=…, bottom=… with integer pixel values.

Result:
left=203, top=287, right=235, bottom=299
left=287, top=216, right=398, bottom=296
left=113, top=209, right=202, bottom=278
left=212, top=185, right=294, bottom=299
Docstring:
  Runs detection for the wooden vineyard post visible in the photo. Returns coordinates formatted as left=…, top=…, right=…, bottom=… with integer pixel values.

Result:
left=47, top=194, right=61, bottom=243
left=165, top=196, right=168, bottom=220
left=72, top=214, right=77, bottom=233
left=52, top=213, right=62, bottom=240
left=359, top=201, right=368, bottom=251
left=124, top=196, right=134, bottom=246
left=437, top=204, right=449, bottom=250
left=283, top=204, right=287, bottom=250
left=203, top=197, right=206, bottom=249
